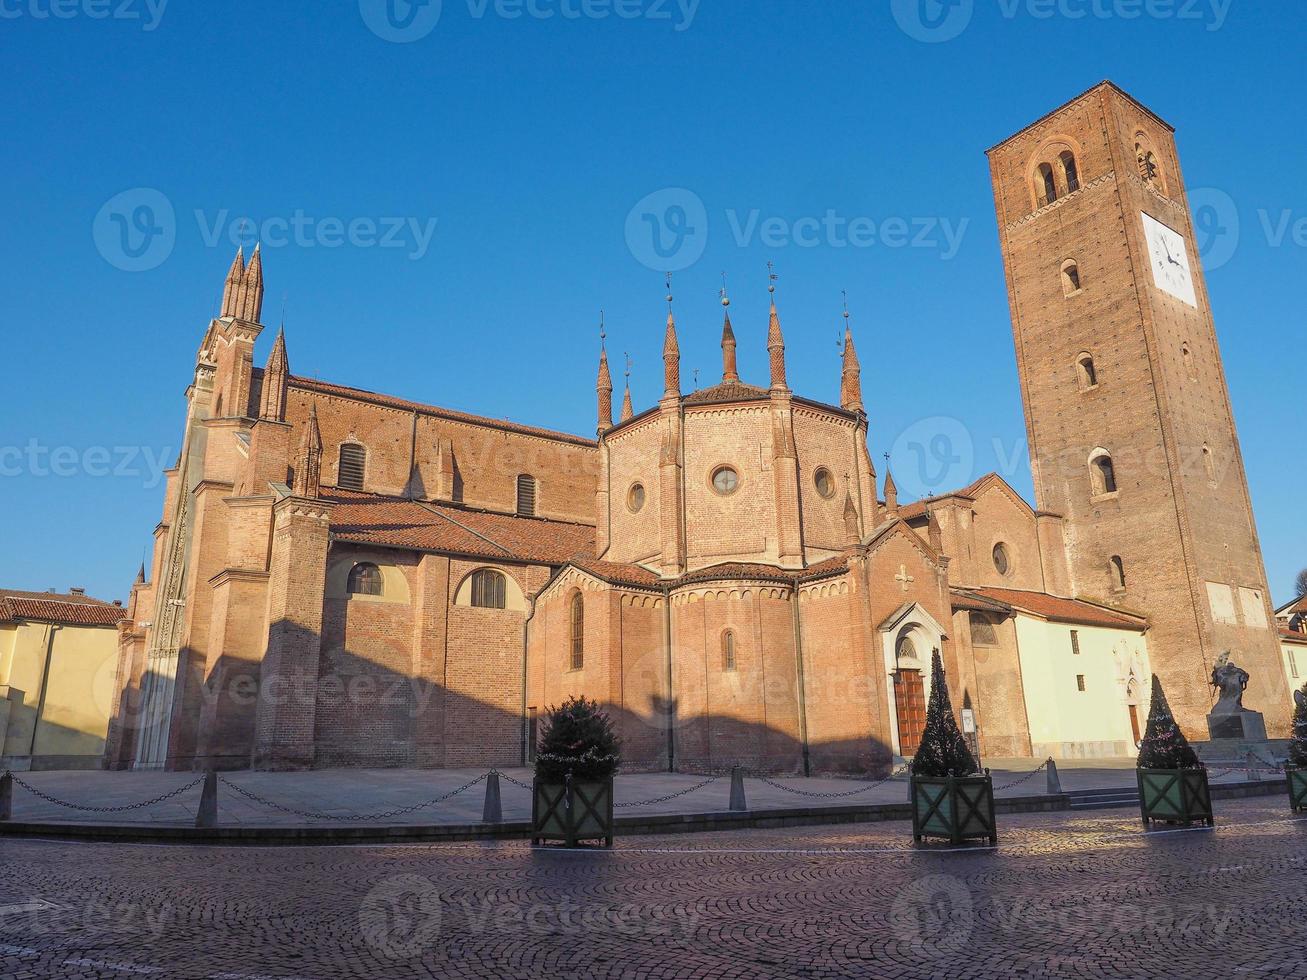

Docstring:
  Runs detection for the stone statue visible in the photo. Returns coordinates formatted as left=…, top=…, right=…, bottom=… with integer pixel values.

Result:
left=1209, top=652, right=1249, bottom=715
left=1206, top=651, right=1268, bottom=742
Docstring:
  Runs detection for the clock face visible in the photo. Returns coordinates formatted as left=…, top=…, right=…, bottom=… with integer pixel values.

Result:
left=1142, top=212, right=1198, bottom=308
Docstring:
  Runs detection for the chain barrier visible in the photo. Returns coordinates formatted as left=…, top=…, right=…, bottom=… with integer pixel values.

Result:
left=217, top=772, right=488, bottom=822
left=614, top=775, right=720, bottom=809
left=489, top=769, right=534, bottom=791
left=752, top=765, right=909, bottom=799
left=4, top=773, right=205, bottom=813
left=992, top=760, right=1050, bottom=792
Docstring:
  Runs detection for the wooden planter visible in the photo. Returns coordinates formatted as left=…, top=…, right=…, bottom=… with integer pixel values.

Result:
left=532, top=776, right=614, bottom=847
left=1137, top=767, right=1214, bottom=828
left=1288, top=768, right=1307, bottom=814
left=911, top=773, right=997, bottom=846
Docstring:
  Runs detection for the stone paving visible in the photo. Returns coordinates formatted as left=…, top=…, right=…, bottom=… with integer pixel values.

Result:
left=0, top=796, right=1304, bottom=978
left=0, top=757, right=1281, bottom=827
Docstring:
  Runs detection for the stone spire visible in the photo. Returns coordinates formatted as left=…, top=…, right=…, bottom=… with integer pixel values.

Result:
left=220, top=246, right=245, bottom=318
left=766, top=264, right=788, bottom=393
left=662, top=279, right=680, bottom=399
left=134, top=563, right=146, bottom=585
left=840, top=304, right=863, bottom=413
left=596, top=316, right=614, bottom=435
left=292, top=404, right=323, bottom=499
left=240, top=243, right=265, bottom=322
left=884, top=464, right=899, bottom=516
left=927, top=509, right=944, bottom=552
left=843, top=490, right=861, bottom=545
left=259, top=327, right=289, bottom=422
left=720, top=286, right=739, bottom=384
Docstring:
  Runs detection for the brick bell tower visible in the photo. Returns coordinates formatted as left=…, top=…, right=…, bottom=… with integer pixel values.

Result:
left=987, top=81, right=1291, bottom=739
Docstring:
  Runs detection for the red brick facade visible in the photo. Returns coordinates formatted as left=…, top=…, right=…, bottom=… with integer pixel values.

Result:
left=103, top=84, right=1287, bottom=775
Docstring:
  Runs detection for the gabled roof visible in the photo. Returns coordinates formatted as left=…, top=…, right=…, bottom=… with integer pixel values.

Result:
left=1275, top=595, right=1307, bottom=616
left=683, top=380, right=770, bottom=406
left=290, top=376, right=597, bottom=448
left=959, top=586, right=1148, bottom=631
left=898, top=473, right=1034, bottom=523
left=0, top=589, right=125, bottom=627
left=1281, top=627, right=1307, bottom=645
left=326, top=491, right=596, bottom=566
left=546, top=553, right=854, bottom=597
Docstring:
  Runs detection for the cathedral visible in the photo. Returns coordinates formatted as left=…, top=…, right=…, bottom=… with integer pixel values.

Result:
left=105, top=82, right=1294, bottom=775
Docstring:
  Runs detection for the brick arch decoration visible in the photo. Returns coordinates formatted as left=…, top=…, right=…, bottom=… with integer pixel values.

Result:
left=1026, top=134, right=1087, bottom=211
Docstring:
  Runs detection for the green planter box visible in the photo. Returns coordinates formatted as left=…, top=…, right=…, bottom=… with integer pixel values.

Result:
left=532, top=777, right=614, bottom=847
left=1288, top=768, right=1307, bottom=814
left=1137, top=767, right=1213, bottom=828
left=911, top=773, right=997, bottom=846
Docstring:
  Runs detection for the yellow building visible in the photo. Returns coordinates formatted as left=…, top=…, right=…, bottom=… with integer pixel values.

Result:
left=0, top=588, right=124, bottom=771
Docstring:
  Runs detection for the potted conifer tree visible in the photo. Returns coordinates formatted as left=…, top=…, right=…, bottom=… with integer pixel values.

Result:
left=1288, top=685, right=1307, bottom=813
left=910, top=649, right=997, bottom=846
left=1136, top=674, right=1213, bottom=827
left=531, top=696, right=620, bottom=847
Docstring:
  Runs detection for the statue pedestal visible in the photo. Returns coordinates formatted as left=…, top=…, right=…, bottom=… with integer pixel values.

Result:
left=1206, top=709, right=1267, bottom=742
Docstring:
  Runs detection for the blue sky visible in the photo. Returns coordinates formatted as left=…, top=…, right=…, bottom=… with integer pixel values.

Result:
left=1, top=0, right=1303, bottom=604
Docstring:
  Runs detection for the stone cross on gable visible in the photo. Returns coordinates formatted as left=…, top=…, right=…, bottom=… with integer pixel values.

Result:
left=895, top=564, right=915, bottom=593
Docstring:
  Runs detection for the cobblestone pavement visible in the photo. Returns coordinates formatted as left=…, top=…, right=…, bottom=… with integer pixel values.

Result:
left=1, top=797, right=1303, bottom=979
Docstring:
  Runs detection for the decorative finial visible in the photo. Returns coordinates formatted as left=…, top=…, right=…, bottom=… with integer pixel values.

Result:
left=767, top=260, right=777, bottom=297
left=599, top=310, right=606, bottom=350
left=720, top=272, right=730, bottom=307
left=693, top=367, right=700, bottom=387
left=665, top=272, right=674, bottom=309
left=625, top=352, right=632, bottom=382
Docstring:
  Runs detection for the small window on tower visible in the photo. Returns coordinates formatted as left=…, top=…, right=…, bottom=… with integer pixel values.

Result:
left=1076, top=353, right=1098, bottom=390
left=1090, top=451, right=1118, bottom=496
left=338, top=444, right=366, bottom=491
left=1062, top=260, right=1082, bottom=296
left=1060, top=151, right=1080, bottom=193
left=722, top=630, right=737, bottom=671
left=516, top=474, right=537, bottom=517
left=1037, top=163, right=1058, bottom=207
left=1110, top=556, right=1127, bottom=592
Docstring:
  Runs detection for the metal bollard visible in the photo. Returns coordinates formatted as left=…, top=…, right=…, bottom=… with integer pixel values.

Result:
left=728, top=767, right=747, bottom=812
left=1046, top=758, right=1063, bottom=795
left=483, top=771, right=503, bottom=824
left=1246, top=751, right=1261, bottom=783
left=0, top=772, right=11, bottom=822
left=195, top=771, right=218, bottom=829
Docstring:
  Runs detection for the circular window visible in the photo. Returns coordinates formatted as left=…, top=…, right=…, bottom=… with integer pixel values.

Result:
left=993, top=542, right=1012, bottom=577
left=814, top=467, right=835, bottom=499
left=711, top=466, right=739, bottom=496
left=627, top=483, right=646, bottom=513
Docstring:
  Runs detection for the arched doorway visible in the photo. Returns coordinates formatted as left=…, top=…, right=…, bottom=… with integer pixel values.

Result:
left=893, top=632, right=927, bottom=756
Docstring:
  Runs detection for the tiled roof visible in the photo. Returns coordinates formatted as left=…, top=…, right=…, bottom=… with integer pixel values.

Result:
left=683, top=381, right=770, bottom=406
left=898, top=474, right=998, bottom=522
left=964, top=587, right=1148, bottom=630
left=0, top=589, right=125, bottom=627
left=1280, top=627, right=1307, bottom=644
left=950, top=589, right=1012, bottom=615
left=569, top=559, right=662, bottom=589
left=1275, top=596, right=1307, bottom=616
left=290, top=376, right=597, bottom=447
left=326, top=491, right=597, bottom=566
left=565, top=555, right=852, bottom=591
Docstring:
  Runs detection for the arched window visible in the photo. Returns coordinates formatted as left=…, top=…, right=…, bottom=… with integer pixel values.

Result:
left=338, top=444, right=366, bottom=491
left=896, top=633, right=918, bottom=663
left=347, top=562, right=383, bottom=596
left=1110, top=556, right=1127, bottom=592
left=1037, top=162, right=1058, bottom=207
left=1062, top=260, right=1082, bottom=296
left=1090, top=451, right=1118, bottom=496
left=1136, top=142, right=1161, bottom=185
left=516, top=474, right=537, bottom=517
left=568, top=592, right=584, bottom=670
left=722, top=630, right=737, bottom=671
left=1059, top=151, right=1080, bottom=193
left=470, top=569, right=506, bottom=609
left=1076, top=353, right=1098, bottom=390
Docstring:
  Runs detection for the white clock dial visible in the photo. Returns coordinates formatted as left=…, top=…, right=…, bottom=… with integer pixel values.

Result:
left=1142, top=212, right=1198, bottom=307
